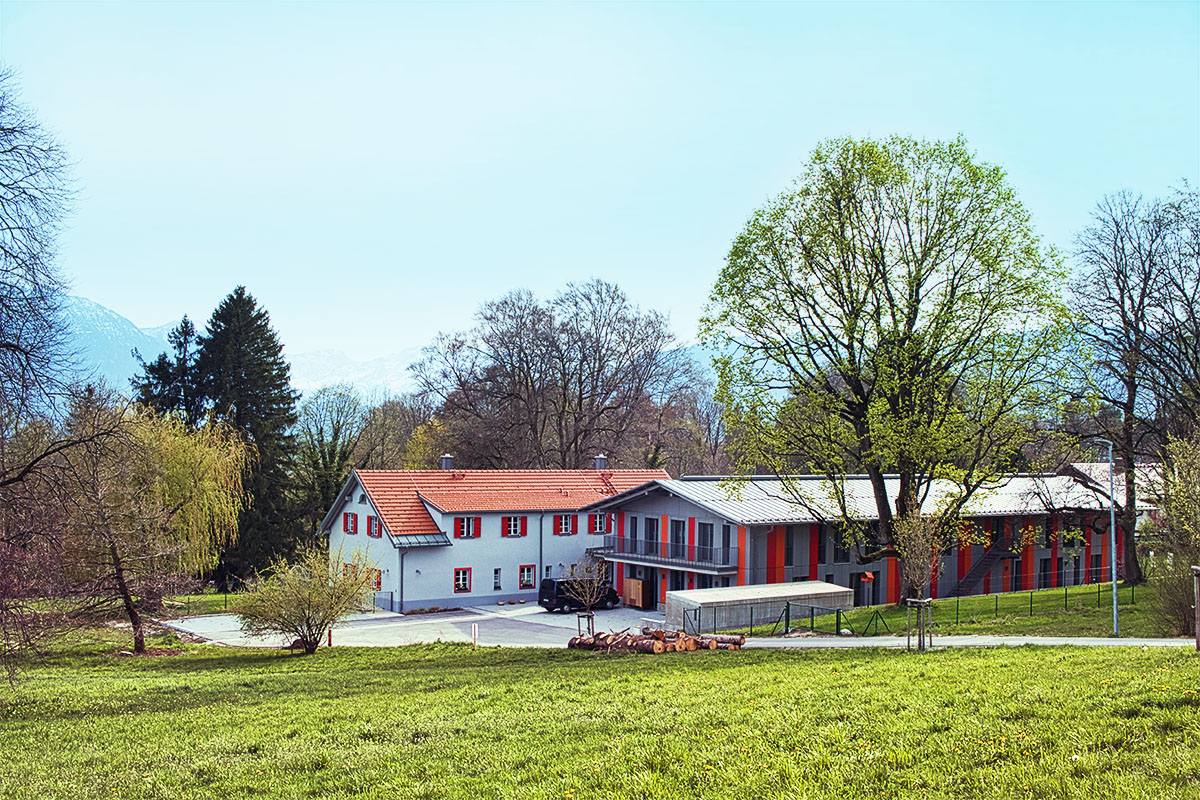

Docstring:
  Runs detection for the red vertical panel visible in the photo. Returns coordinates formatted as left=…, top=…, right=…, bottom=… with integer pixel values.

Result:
left=765, top=526, right=778, bottom=584
left=687, top=517, right=696, bottom=562
left=1049, top=516, right=1059, bottom=588
left=660, top=515, right=669, bottom=558
left=616, top=512, right=624, bottom=553
left=887, top=556, right=900, bottom=604
left=737, top=526, right=747, bottom=586
left=1084, top=524, right=1094, bottom=584
left=809, top=523, right=819, bottom=581
left=687, top=572, right=694, bottom=590
left=983, top=572, right=992, bottom=594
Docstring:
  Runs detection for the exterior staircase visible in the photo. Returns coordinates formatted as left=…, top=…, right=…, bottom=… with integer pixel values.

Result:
left=947, top=538, right=1016, bottom=597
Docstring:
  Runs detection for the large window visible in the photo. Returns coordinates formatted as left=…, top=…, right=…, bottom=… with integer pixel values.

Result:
left=454, top=568, right=472, bottom=593
left=832, top=529, right=850, bottom=563
left=343, top=512, right=358, bottom=535
left=589, top=513, right=610, bottom=534
left=502, top=516, right=526, bottom=537
left=784, top=526, right=794, bottom=567
left=519, top=564, right=535, bottom=590
left=555, top=515, right=577, bottom=536
left=698, top=523, right=713, bottom=557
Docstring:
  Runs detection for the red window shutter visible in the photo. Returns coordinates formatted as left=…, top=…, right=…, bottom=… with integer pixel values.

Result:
left=342, top=513, right=349, bottom=532
left=474, top=517, right=482, bottom=537
left=501, top=516, right=509, bottom=536
left=520, top=516, right=527, bottom=536
left=454, top=518, right=463, bottom=538
left=553, top=515, right=561, bottom=535
left=366, top=515, right=374, bottom=536
left=571, top=515, right=579, bottom=535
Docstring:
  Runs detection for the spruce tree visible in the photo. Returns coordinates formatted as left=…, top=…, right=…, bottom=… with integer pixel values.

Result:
left=131, top=316, right=204, bottom=425
left=196, top=287, right=299, bottom=586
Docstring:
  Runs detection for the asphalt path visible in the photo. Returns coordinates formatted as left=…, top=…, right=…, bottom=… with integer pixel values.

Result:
left=166, top=607, right=1194, bottom=651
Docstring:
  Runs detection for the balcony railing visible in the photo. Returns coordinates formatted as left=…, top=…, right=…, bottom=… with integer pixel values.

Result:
left=593, top=534, right=738, bottom=572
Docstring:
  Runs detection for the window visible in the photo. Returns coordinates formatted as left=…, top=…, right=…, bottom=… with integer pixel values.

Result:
left=519, top=564, right=535, bottom=590
left=629, top=516, right=638, bottom=537
left=554, top=514, right=577, bottom=536
left=358, top=493, right=366, bottom=503
left=817, top=526, right=827, bottom=563
left=502, top=516, right=526, bottom=537
left=589, top=513, right=610, bottom=534
left=784, top=525, right=794, bottom=567
left=454, top=517, right=480, bottom=539
left=644, top=516, right=659, bottom=543
left=366, top=515, right=383, bottom=538
left=832, top=530, right=849, bottom=564
left=669, top=519, right=686, bottom=558
left=493, top=568, right=502, bottom=591
left=343, top=512, right=358, bottom=535
left=569, top=563, right=577, bottom=577
left=1042, top=518, right=1053, bottom=549
left=698, top=523, right=713, bottom=558
left=454, top=568, right=472, bottom=593
left=545, top=565, right=552, bottom=578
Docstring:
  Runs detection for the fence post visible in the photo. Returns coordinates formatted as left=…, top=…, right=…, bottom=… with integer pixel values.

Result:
left=1192, top=566, right=1199, bottom=653
left=784, top=602, right=791, bottom=635
left=837, top=609, right=842, bottom=634
left=1131, top=582, right=1135, bottom=605
left=956, top=596, right=960, bottom=625
left=810, top=606, right=815, bottom=632
left=749, top=607, right=753, bottom=637
left=1065, top=584, right=1068, bottom=610
left=995, top=594, right=998, bottom=618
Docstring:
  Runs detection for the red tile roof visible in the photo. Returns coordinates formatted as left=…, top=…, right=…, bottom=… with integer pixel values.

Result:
left=356, top=469, right=669, bottom=537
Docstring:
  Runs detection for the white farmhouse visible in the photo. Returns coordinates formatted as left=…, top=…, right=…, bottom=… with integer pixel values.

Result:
left=320, top=458, right=668, bottom=611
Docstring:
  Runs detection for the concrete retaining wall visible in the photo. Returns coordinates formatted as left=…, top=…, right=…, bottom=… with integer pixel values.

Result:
left=665, top=581, right=854, bottom=631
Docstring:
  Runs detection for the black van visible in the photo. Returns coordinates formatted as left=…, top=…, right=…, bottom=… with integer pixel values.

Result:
left=538, top=578, right=621, bottom=612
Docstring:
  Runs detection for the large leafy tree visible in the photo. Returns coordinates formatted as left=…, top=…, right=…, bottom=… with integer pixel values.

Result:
left=702, top=136, right=1070, bottom=590
left=196, top=286, right=300, bottom=585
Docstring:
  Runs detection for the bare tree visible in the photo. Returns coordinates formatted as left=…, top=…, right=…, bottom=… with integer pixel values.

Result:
left=354, top=393, right=434, bottom=469
left=1071, top=187, right=1199, bottom=582
left=294, top=384, right=368, bottom=534
left=412, top=280, right=691, bottom=468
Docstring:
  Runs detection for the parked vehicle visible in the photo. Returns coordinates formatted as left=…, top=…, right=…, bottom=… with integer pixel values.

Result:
left=538, top=578, right=620, bottom=612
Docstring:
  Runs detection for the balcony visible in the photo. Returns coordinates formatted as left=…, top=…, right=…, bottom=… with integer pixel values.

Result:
left=590, top=535, right=739, bottom=575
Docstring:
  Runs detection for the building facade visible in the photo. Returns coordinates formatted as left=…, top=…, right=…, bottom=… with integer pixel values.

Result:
left=582, top=471, right=1128, bottom=609
left=320, top=464, right=668, bottom=611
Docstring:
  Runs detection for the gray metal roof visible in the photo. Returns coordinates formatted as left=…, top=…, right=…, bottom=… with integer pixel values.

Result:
left=387, top=532, right=452, bottom=548
left=586, top=473, right=1117, bottom=526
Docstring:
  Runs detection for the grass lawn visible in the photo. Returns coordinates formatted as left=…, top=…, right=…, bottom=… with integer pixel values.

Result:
left=164, top=592, right=236, bottom=617
left=726, top=583, right=1170, bottom=640
left=2, top=631, right=1198, bottom=799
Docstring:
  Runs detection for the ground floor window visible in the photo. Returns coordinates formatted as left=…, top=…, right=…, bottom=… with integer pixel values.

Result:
left=493, top=568, right=502, bottom=590
left=454, top=568, right=471, bottom=593
left=518, top=564, right=535, bottom=589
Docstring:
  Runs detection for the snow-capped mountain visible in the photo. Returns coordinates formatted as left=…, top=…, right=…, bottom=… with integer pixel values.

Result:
left=60, top=296, right=421, bottom=397
left=61, top=296, right=171, bottom=391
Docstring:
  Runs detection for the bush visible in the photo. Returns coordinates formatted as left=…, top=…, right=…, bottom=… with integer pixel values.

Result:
left=232, top=547, right=376, bottom=654
left=1145, top=435, right=1200, bottom=636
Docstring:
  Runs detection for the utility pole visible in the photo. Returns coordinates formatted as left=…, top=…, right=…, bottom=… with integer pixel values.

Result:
left=1092, top=439, right=1119, bottom=637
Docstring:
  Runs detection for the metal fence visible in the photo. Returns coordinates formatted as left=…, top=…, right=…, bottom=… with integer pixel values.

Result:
left=374, top=591, right=400, bottom=613
left=676, top=567, right=1138, bottom=638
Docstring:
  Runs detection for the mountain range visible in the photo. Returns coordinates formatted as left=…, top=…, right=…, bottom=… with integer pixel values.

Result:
left=60, top=296, right=422, bottom=397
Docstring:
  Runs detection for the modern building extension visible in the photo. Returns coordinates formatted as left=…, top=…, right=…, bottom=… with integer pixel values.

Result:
left=582, top=469, right=1132, bottom=609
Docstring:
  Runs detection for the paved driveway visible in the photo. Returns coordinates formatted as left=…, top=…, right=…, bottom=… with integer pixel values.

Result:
left=168, top=603, right=667, bottom=649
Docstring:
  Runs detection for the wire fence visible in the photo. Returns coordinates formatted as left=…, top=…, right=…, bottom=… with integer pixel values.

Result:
left=677, top=568, right=1139, bottom=638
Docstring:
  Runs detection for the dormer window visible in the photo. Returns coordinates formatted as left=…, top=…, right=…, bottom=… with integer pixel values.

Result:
left=359, top=493, right=366, bottom=504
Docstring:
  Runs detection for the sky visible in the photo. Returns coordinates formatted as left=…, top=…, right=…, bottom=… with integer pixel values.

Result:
left=1, top=1, right=1198, bottom=360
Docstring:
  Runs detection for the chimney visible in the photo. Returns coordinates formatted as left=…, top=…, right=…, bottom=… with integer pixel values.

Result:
left=440, top=454, right=454, bottom=470
left=594, top=454, right=608, bottom=470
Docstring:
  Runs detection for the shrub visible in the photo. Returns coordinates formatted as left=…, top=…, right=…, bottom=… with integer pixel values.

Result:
left=232, top=547, right=376, bottom=654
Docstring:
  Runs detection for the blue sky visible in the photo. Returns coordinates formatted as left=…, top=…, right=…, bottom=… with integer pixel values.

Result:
left=2, top=1, right=1197, bottom=360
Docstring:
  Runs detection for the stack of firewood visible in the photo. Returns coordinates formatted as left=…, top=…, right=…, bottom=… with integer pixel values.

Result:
left=567, top=627, right=744, bottom=654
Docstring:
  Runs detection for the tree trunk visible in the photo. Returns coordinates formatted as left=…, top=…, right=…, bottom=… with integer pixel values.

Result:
left=109, top=540, right=145, bottom=654
left=1119, top=395, right=1144, bottom=584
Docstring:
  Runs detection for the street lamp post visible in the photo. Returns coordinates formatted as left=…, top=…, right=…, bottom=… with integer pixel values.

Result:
left=1092, top=439, right=1119, bottom=637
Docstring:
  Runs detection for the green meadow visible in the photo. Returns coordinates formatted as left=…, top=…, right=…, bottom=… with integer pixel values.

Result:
left=2, top=629, right=1198, bottom=799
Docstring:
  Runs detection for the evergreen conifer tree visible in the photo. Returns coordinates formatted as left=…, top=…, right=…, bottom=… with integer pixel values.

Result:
left=131, top=316, right=204, bottom=425
left=195, top=287, right=300, bottom=585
